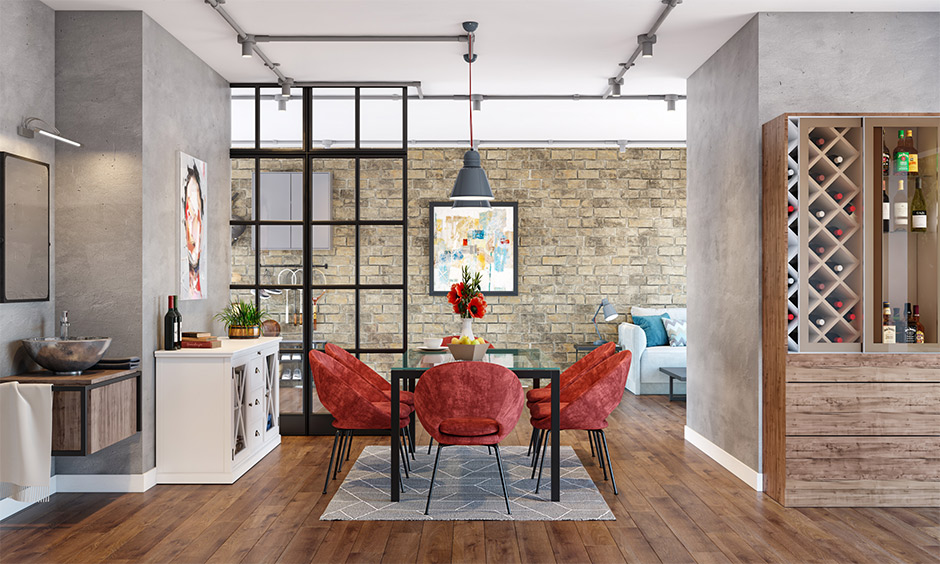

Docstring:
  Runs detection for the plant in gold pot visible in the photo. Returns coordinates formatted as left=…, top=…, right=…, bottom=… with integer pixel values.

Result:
left=215, top=300, right=269, bottom=339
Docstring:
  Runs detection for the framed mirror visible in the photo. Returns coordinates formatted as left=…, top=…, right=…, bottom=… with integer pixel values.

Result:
left=1, top=152, right=50, bottom=302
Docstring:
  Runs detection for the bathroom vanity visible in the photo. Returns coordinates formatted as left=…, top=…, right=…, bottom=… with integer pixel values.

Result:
left=0, top=369, right=141, bottom=456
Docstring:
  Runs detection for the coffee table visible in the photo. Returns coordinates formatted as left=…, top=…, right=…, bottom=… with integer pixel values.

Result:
left=660, top=366, right=686, bottom=401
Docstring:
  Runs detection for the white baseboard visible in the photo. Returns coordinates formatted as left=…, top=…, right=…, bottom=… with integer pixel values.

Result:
left=1, top=469, right=157, bottom=521
left=57, top=468, right=157, bottom=493
left=0, top=476, right=58, bottom=521
left=684, top=425, right=763, bottom=491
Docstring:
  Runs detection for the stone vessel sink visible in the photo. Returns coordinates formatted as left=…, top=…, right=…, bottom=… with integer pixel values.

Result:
left=21, top=337, right=112, bottom=375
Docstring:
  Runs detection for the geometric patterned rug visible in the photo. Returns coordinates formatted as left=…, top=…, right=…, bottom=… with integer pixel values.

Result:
left=320, top=445, right=615, bottom=521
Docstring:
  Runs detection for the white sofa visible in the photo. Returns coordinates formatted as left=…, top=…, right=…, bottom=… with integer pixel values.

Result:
left=617, top=306, right=687, bottom=395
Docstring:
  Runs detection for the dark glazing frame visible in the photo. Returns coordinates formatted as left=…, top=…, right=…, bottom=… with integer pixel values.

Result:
left=0, top=152, right=50, bottom=303
left=428, top=201, right=519, bottom=296
left=229, top=84, right=409, bottom=435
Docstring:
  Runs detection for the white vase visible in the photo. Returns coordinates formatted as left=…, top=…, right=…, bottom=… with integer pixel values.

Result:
left=459, top=317, right=474, bottom=341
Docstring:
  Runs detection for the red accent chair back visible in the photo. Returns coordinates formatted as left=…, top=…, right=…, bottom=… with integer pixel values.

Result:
left=554, top=350, right=632, bottom=430
left=309, top=350, right=408, bottom=429
left=325, top=343, right=415, bottom=406
left=526, top=342, right=616, bottom=404
left=414, top=361, right=523, bottom=446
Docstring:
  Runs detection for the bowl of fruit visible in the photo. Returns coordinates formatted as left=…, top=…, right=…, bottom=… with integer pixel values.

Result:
left=447, top=336, right=488, bottom=361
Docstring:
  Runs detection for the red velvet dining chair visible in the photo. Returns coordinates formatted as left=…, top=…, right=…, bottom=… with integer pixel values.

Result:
left=529, top=350, right=632, bottom=495
left=324, top=343, right=418, bottom=458
left=413, top=361, right=524, bottom=515
left=309, top=349, right=412, bottom=495
left=524, top=342, right=616, bottom=461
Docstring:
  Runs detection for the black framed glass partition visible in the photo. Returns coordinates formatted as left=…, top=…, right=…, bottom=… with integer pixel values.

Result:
left=230, top=85, right=408, bottom=435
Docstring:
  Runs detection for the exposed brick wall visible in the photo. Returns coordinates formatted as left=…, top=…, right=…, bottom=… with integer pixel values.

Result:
left=230, top=147, right=686, bottom=371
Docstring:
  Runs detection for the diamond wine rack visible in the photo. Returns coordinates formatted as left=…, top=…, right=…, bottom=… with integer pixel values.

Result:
left=794, top=118, right=864, bottom=351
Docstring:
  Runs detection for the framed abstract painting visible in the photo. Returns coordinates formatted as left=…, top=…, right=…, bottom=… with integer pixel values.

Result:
left=179, top=151, right=207, bottom=300
left=429, top=202, right=518, bottom=296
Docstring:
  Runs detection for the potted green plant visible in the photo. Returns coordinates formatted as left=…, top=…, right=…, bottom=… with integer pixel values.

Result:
left=215, top=300, right=269, bottom=339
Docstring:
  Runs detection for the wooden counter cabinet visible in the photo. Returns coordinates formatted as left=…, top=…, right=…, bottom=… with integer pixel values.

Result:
left=154, top=337, right=281, bottom=484
left=0, top=369, right=141, bottom=456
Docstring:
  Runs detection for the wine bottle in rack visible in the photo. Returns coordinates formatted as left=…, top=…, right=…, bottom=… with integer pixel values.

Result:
left=788, top=312, right=796, bottom=321
left=883, top=180, right=890, bottom=232
left=830, top=227, right=844, bottom=238
left=812, top=172, right=827, bottom=183
left=845, top=310, right=857, bottom=322
left=911, top=177, right=927, bottom=233
left=814, top=318, right=826, bottom=327
left=914, top=305, right=926, bottom=344
left=788, top=204, right=795, bottom=214
left=831, top=299, right=844, bottom=309
left=894, top=180, right=909, bottom=231
left=813, top=209, right=826, bottom=218
left=882, top=141, right=890, bottom=176
left=829, top=190, right=844, bottom=201
left=893, top=129, right=909, bottom=173
left=846, top=201, right=857, bottom=214
left=813, top=135, right=826, bottom=146
left=829, top=263, right=844, bottom=273
left=787, top=168, right=795, bottom=177
left=830, top=334, right=844, bottom=343
left=829, top=154, right=844, bottom=165
left=787, top=276, right=795, bottom=285
left=815, top=245, right=826, bottom=256
left=815, top=281, right=826, bottom=291
left=882, top=302, right=896, bottom=344
left=906, top=130, right=919, bottom=176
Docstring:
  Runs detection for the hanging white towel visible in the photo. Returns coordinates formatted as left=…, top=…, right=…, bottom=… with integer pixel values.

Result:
left=0, top=381, right=53, bottom=503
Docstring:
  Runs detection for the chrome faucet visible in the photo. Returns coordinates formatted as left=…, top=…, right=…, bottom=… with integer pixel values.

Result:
left=59, top=310, right=70, bottom=340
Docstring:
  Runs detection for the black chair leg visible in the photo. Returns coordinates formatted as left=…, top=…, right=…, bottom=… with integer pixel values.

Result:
left=345, top=431, right=353, bottom=461
left=487, top=445, right=493, bottom=455
left=399, top=432, right=410, bottom=478
left=595, top=431, right=608, bottom=480
left=334, top=431, right=347, bottom=478
left=527, top=428, right=537, bottom=457
left=427, top=437, right=434, bottom=455
left=399, top=430, right=411, bottom=471
left=588, top=430, right=595, bottom=457
left=600, top=430, right=618, bottom=495
left=425, top=443, right=443, bottom=515
left=493, top=444, right=511, bottom=515
left=535, top=431, right=549, bottom=494
left=530, top=429, right=545, bottom=477
left=403, top=428, right=416, bottom=460
left=322, top=431, right=340, bottom=494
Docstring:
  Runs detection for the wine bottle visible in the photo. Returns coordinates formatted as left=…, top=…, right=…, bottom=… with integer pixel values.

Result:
left=882, top=302, right=896, bottom=344
left=882, top=141, right=890, bottom=176
left=172, top=295, right=182, bottom=349
left=845, top=310, right=857, bottom=321
left=830, top=263, right=844, bottom=273
left=813, top=135, right=826, bottom=147
left=788, top=312, right=796, bottom=321
left=830, top=227, right=844, bottom=238
left=814, top=318, right=826, bottom=327
left=893, top=129, right=910, bottom=173
left=831, top=299, right=844, bottom=309
left=894, top=180, right=909, bottom=231
left=787, top=168, right=795, bottom=178
left=830, top=154, right=844, bottom=165
left=911, top=177, right=927, bottom=233
left=788, top=204, right=795, bottom=214
left=893, top=307, right=904, bottom=341
left=815, top=282, right=826, bottom=291
left=814, top=209, right=826, bottom=219
left=913, top=305, right=925, bottom=344
left=831, top=334, right=844, bottom=343
left=812, top=172, right=827, bottom=183
left=830, top=190, right=844, bottom=201
left=906, top=130, right=919, bottom=176
left=882, top=179, right=890, bottom=233
left=164, top=295, right=181, bottom=350
left=904, top=303, right=917, bottom=344
left=846, top=202, right=857, bottom=214
left=787, top=277, right=795, bottom=285
left=815, top=245, right=826, bottom=255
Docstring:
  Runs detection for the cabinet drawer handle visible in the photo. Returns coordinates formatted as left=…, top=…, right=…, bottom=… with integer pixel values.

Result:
left=255, top=399, right=260, bottom=405
left=255, top=430, right=260, bottom=437
left=257, top=351, right=262, bottom=355
left=255, top=367, right=260, bottom=373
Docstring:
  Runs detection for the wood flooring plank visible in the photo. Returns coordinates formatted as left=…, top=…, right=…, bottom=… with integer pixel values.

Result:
left=310, top=521, right=361, bottom=564
left=546, top=521, right=591, bottom=564
left=451, top=521, right=486, bottom=564
left=483, top=520, right=521, bottom=563
left=513, top=521, right=557, bottom=564
left=345, top=521, right=393, bottom=563
left=276, top=525, right=331, bottom=564
left=380, top=521, right=422, bottom=564
left=415, top=521, right=453, bottom=564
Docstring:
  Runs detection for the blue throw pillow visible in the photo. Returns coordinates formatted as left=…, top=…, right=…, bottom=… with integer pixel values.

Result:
left=633, top=313, right=670, bottom=347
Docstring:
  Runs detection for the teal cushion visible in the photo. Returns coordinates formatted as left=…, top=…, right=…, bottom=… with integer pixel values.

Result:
left=662, top=318, right=687, bottom=347
left=633, top=314, right=670, bottom=347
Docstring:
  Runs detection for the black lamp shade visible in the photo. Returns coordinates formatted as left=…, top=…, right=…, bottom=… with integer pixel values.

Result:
left=450, top=149, right=494, bottom=201
left=452, top=199, right=491, bottom=208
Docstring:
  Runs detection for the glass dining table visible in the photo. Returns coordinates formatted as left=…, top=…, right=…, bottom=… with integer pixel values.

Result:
left=390, top=348, right=562, bottom=502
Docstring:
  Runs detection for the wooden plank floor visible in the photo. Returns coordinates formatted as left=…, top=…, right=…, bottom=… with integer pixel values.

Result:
left=2, top=394, right=938, bottom=563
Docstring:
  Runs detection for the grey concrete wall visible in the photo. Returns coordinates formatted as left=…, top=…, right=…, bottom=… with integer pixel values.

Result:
left=686, top=16, right=761, bottom=470
left=687, top=12, right=940, bottom=475
left=0, top=0, right=56, bottom=377
left=139, top=14, right=231, bottom=471
left=758, top=12, right=940, bottom=124
left=54, top=11, right=145, bottom=474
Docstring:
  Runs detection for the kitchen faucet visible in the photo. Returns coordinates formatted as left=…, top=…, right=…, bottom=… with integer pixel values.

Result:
left=60, top=310, right=70, bottom=340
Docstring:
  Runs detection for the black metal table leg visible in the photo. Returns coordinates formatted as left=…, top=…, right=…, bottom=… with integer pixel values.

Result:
left=391, top=373, right=400, bottom=502
left=550, top=368, right=560, bottom=502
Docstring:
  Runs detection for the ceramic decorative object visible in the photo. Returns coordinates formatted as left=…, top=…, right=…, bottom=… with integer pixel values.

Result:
left=447, top=342, right=488, bottom=361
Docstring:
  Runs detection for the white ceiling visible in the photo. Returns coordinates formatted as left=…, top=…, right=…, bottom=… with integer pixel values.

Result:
left=41, top=0, right=940, bottom=144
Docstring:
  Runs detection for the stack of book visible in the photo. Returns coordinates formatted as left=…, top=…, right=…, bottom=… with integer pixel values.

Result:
left=181, top=332, right=222, bottom=348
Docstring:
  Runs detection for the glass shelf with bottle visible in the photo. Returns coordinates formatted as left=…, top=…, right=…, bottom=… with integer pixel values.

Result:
left=867, top=119, right=939, bottom=351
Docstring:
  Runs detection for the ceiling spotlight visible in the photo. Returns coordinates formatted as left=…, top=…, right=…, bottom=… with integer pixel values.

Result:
left=608, top=77, right=624, bottom=97
left=280, top=78, right=294, bottom=99
left=472, top=94, right=482, bottom=111
left=665, top=94, right=678, bottom=112
left=276, top=95, right=287, bottom=112
left=240, top=34, right=255, bottom=58
left=16, top=116, right=81, bottom=147
left=638, top=34, right=657, bottom=58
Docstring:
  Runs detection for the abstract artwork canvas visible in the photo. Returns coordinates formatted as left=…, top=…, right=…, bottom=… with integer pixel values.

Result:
left=180, top=152, right=207, bottom=300
left=430, top=202, right=517, bottom=295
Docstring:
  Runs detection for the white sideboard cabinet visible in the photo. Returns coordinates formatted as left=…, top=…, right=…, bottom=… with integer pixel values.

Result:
left=155, top=337, right=281, bottom=483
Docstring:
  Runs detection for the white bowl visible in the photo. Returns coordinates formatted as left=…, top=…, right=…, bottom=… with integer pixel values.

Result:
left=447, top=343, right=488, bottom=361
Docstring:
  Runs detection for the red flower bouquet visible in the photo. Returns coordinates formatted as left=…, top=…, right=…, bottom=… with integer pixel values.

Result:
left=448, top=266, right=487, bottom=319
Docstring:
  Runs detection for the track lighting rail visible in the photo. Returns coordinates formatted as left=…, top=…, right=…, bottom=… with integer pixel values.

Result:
left=602, top=0, right=682, bottom=99
left=252, top=35, right=467, bottom=43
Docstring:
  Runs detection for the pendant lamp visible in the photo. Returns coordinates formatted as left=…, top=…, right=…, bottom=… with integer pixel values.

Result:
left=450, top=22, right=494, bottom=205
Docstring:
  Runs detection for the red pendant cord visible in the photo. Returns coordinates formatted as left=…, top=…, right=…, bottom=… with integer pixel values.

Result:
left=468, top=33, right=473, bottom=150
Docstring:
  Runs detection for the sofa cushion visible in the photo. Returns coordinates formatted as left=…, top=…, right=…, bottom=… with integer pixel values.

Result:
left=663, top=318, right=687, bottom=347
left=632, top=306, right=687, bottom=323
left=633, top=314, right=670, bottom=347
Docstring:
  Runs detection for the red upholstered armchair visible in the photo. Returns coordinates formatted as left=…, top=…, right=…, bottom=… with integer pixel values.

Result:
left=413, top=361, right=524, bottom=515
left=309, top=350, right=412, bottom=495
left=530, top=350, right=632, bottom=494
left=324, top=343, right=418, bottom=458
